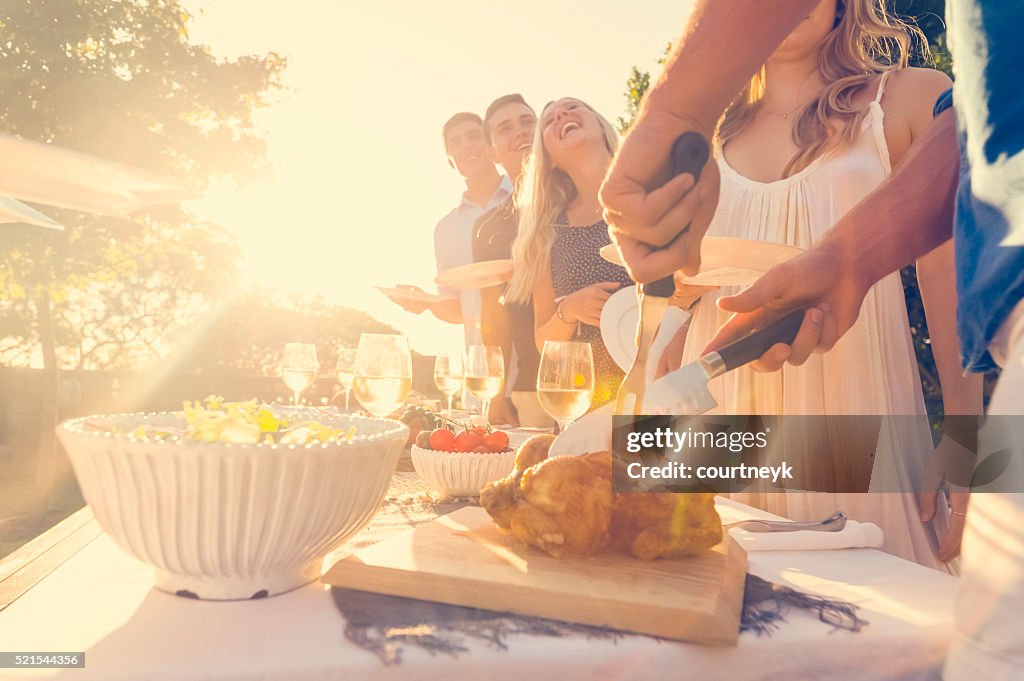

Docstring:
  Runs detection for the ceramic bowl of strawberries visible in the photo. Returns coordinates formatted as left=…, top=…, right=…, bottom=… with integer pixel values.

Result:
left=410, top=421, right=515, bottom=497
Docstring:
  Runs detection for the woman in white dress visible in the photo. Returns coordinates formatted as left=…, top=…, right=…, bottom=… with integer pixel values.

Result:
left=662, top=0, right=983, bottom=571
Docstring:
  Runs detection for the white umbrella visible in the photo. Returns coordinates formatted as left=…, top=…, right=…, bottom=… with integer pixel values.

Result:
left=0, top=132, right=199, bottom=217
left=0, top=195, right=63, bottom=230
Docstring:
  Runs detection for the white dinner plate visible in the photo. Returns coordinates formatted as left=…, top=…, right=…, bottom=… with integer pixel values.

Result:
left=599, top=285, right=691, bottom=374
left=507, top=427, right=553, bottom=446
left=375, top=286, right=445, bottom=304
left=599, top=237, right=804, bottom=287
left=435, top=259, right=514, bottom=291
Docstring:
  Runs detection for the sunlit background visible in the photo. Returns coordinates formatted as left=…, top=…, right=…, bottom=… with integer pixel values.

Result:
left=0, top=0, right=971, bottom=606
left=0, top=0, right=696, bottom=556
left=185, top=0, right=693, bottom=355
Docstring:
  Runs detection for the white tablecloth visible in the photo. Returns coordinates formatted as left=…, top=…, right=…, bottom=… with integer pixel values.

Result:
left=0, top=496, right=958, bottom=681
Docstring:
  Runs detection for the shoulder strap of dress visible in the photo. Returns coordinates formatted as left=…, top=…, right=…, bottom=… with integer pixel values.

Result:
left=868, top=71, right=894, bottom=175
left=873, top=71, right=893, bottom=105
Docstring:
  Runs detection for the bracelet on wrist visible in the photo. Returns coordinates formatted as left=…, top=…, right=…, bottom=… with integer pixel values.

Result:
left=555, top=299, right=574, bottom=325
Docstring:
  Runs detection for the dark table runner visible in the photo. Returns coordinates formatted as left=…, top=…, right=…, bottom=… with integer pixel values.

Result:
left=328, top=473, right=866, bottom=665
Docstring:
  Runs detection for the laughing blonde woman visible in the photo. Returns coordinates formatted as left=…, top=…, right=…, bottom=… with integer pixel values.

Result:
left=507, top=98, right=633, bottom=407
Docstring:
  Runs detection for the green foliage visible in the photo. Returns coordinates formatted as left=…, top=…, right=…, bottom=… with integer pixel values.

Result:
left=891, top=0, right=953, bottom=75
left=0, top=1, right=286, bottom=180
left=181, top=290, right=400, bottom=376
left=0, top=0, right=285, bottom=368
left=616, top=42, right=670, bottom=134
left=616, top=66, right=651, bottom=134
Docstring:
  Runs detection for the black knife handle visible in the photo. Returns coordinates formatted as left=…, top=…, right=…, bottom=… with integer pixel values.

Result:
left=716, top=308, right=807, bottom=372
left=640, top=132, right=710, bottom=299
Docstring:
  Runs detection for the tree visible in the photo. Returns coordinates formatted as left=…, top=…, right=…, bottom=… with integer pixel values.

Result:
left=170, top=290, right=438, bottom=400
left=616, top=43, right=670, bottom=134
left=0, top=1, right=286, bottom=370
left=185, top=290, right=402, bottom=376
left=616, top=67, right=650, bottom=135
left=0, top=0, right=285, bottom=499
left=892, top=0, right=952, bottom=74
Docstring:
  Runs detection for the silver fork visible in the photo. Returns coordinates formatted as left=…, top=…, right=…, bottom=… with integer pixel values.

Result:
left=724, top=511, right=848, bottom=533
left=615, top=285, right=669, bottom=415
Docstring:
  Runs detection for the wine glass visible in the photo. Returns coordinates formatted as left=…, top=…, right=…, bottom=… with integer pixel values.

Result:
left=281, top=343, right=319, bottom=407
left=537, top=340, right=594, bottom=432
left=465, top=345, right=504, bottom=424
left=353, top=333, right=412, bottom=418
left=433, top=351, right=464, bottom=417
left=336, top=347, right=357, bottom=411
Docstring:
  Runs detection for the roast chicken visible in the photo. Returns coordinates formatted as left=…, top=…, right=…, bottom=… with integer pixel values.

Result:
left=480, top=434, right=722, bottom=559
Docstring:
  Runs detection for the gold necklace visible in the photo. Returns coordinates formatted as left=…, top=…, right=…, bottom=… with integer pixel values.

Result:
left=762, top=71, right=820, bottom=120
left=764, top=101, right=808, bottom=120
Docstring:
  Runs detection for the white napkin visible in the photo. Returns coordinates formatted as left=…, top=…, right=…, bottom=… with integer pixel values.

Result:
left=728, top=519, right=884, bottom=551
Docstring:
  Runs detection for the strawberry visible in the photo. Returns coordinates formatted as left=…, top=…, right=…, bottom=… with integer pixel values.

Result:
left=428, top=428, right=457, bottom=451
left=482, top=431, right=510, bottom=452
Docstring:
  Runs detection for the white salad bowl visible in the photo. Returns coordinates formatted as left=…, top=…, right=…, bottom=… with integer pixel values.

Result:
left=56, top=412, right=406, bottom=600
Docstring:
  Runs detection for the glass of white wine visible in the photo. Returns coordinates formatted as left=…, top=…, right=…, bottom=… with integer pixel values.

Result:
left=353, top=333, right=412, bottom=418
left=537, top=340, right=594, bottom=432
left=465, top=345, right=504, bottom=425
left=433, top=351, right=464, bottom=417
left=336, top=347, right=357, bottom=411
left=281, top=343, right=319, bottom=407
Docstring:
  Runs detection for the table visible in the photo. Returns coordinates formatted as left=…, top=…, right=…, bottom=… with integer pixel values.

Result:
left=0, top=474, right=959, bottom=681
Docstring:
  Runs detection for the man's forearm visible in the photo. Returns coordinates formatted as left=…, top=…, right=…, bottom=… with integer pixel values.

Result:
left=641, top=0, right=818, bottom=135
left=430, top=298, right=464, bottom=324
left=825, top=109, right=958, bottom=286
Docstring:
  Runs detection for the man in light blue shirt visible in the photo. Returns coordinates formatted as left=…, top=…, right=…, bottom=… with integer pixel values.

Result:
left=389, top=112, right=511, bottom=350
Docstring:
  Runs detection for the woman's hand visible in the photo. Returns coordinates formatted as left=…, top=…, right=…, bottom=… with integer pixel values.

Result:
left=919, top=481, right=969, bottom=564
left=558, top=281, right=623, bottom=327
left=918, top=432, right=976, bottom=562
left=935, top=490, right=969, bottom=563
left=386, top=285, right=432, bottom=314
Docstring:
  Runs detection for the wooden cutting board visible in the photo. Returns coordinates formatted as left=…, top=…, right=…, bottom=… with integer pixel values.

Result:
left=323, top=506, right=747, bottom=645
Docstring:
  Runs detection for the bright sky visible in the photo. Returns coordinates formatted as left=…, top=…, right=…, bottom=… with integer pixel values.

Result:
left=185, top=0, right=693, bottom=355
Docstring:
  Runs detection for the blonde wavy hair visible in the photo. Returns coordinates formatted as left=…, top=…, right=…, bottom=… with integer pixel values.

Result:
left=718, top=0, right=929, bottom=177
left=506, top=99, right=619, bottom=304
